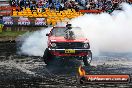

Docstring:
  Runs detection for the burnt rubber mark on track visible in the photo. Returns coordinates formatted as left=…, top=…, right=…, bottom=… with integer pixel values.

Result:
left=0, top=42, right=132, bottom=87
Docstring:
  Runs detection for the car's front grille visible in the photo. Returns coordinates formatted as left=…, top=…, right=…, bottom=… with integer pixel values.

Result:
left=56, top=42, right=84, bottom=49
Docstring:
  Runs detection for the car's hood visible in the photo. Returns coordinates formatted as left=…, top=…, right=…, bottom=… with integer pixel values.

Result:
left=50, top=36, right=88, bottom=42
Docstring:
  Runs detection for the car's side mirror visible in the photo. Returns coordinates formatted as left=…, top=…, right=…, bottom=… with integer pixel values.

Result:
left=46, top=33, right=49, bottom=36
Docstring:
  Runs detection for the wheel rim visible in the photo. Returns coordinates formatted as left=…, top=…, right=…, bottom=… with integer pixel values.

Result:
left=87, top=56, right=92, bottom=63
left=87, top=53, right=92, bottom=64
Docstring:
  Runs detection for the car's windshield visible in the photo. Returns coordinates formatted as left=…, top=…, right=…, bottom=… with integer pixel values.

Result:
left=51, top=27, right=85, bottom=38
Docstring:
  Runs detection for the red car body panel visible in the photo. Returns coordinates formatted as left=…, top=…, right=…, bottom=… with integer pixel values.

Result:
left=50, top=51, right=88, bottom=57
left=49, top=36, right=89, bottom=42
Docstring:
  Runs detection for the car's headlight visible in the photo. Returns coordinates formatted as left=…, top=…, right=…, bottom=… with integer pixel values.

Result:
left=51, top=43, right=56, bottom=48
left=84, top=43, right=89, bottom=48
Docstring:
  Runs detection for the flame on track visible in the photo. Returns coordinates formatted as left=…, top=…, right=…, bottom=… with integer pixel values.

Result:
left=78, top=66, right=86, bottom=77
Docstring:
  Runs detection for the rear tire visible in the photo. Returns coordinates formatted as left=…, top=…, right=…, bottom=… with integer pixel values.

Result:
left=83, top=51, right=92, bottom=66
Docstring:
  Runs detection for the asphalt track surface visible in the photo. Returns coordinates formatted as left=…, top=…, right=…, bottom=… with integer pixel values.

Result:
left=0, top=42, right=132, bottom=88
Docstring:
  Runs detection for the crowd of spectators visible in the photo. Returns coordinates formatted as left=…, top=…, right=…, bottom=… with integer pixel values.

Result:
left=10, top=0, right=132, bottom=12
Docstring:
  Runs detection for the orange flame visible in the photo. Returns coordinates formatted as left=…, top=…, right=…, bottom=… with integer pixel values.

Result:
left=78, top=66, right=86, bottom=76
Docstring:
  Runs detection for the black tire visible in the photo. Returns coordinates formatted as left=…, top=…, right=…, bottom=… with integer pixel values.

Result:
left=79, top=77, right=86, bottom=85
left=43, top=48, right=54, bottom=65
left=83, top=51, right=92, bottom=66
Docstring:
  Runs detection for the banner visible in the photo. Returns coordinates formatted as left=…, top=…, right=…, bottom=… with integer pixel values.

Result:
left=2, top=17, right=13, bottom=26
left=2, top=16, right=47, bottom=27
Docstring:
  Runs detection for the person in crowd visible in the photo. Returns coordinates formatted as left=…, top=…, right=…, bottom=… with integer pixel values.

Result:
left=80, top=0, right=87, bottom=7
left=86, top=2, right=91, bottom=9
left=26, top=0, right=30, bottom=8
left=97, top=0, right=103, bottom=10
left=11, top=0, right=18, bottom=7
left=19, top=0, right=24, bottom=10
left=55, top=1, right=61, bottom=10
left=45, top=1, right=50, bottom=8
left=30, top=1, right=37, bottom=10
left=10, top=0, right=131, bottom=13
left=112, top=0, right=119, bottom=10
left=59, top=3, right=65, bottom=11
left=64, top=0, right=72, bottom=9
left=105, top=0, right=112, bottom=10
left=37, top=0, right=43, bottom=8
left=49, top=2, right=56, bottom=9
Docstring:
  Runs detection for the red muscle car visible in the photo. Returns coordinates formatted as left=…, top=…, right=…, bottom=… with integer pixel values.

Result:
left=43, top=24, right=92, bottom=66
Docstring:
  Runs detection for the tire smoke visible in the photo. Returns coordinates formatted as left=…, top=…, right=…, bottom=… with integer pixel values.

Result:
left=19, top=27, right=51, bottom=56
left=70, top=3, right=132, bottom=55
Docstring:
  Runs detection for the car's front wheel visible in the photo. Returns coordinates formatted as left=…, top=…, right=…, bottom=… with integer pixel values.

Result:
left=43, top=48, right=54, bottom=65
left=82, top=52, right=92, bottom=66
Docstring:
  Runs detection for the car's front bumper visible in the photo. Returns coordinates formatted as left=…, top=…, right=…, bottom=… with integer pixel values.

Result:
left=48, top=48, right=91, bottom=56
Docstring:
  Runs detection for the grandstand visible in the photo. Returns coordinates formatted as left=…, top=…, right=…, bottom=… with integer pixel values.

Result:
left=0, top=0, right=84, bottom=26
left=1, top=0, right=131, bottom=29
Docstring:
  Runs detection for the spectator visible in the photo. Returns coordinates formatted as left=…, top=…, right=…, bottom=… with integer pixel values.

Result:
left=49, top=3, right=56, bottom=9
left=30, top=1, right=37, bottom=10
left=45, top=1, right=50, bottom=8
left=26, top=0, right=30, bottom=8
left=86, top=2, right=91, bottom=9
left=20, top=0, right=24, bottom=10
left=59, top=3, right=65, bottom=11
left=112, top=0, right=119, bottom=10
left=11, top=0, right=17, bottom=7
left=37, top=0, right=43, bottom=8
left=105, top=0, right=112, bottom=10
left=80, top=0, right=87, bottom=7
left=55, top=1, right=61, bottom=10
left=10, top=0, right=129, bottom=13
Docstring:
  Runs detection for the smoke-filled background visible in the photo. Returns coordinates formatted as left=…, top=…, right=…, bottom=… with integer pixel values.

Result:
left=70, top=3, right=132, bottom=55
left=19, top=3, right=132, bottom=56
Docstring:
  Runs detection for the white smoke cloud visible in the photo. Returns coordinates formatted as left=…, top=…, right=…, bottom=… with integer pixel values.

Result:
left=70, top=3, right=132, bottom=55
left=19, top=27, right=51, bottom=56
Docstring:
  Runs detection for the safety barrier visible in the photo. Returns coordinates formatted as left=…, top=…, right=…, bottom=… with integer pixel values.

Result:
left=79, top=10, right=104, bottom=13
